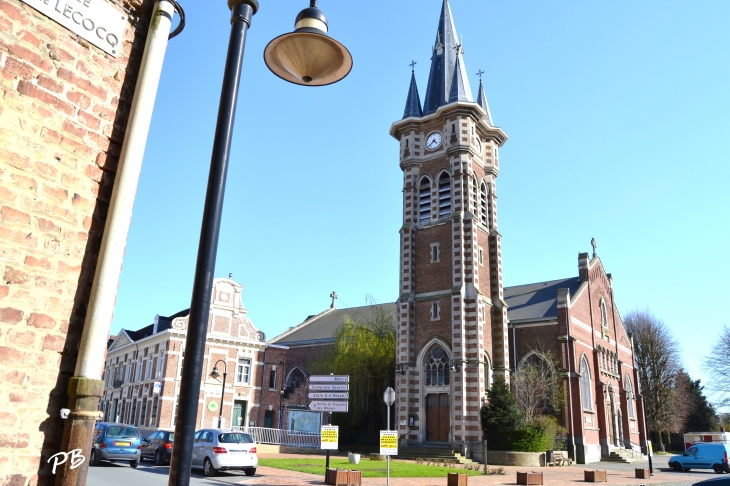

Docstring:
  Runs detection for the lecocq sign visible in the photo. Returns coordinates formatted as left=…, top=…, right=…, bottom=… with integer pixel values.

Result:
left=20, top=0, right=127, bottom=57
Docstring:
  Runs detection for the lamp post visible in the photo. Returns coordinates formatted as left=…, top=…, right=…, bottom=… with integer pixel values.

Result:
left=210, top=361, right=228, bottom=428
left=167, top=2, right=351, bottom=485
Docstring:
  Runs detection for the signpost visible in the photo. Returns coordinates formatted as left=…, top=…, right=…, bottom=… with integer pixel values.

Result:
left=382, top=387, right=397, bottom=486
left=307, top=375, right=350, bottom=472
left=308, top=401, right=349, bottom=412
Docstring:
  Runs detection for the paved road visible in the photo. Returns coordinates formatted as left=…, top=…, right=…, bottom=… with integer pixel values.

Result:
left=86, top=455, right=724, bottom=486
left=86, top=460, right=257, bottom=485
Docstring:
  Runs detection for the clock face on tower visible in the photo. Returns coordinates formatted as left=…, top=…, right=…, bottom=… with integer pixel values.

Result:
left=426, top=132, right=442, bottom=150
left=475, top=138, right=482, bottom=152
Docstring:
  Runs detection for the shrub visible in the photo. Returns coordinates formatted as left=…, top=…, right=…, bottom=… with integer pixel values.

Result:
left=509, top=426, right=550, bottom=452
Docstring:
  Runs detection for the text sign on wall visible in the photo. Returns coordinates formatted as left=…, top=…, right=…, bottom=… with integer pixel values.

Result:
left=20, top=0, right=127, bottom=57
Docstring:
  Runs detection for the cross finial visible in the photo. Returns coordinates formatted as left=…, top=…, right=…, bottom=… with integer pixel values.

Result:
left=330, top=291, right=338, bottom=309
left=454, top=43, right=464, bottom=55
left=591, top=238, right=597, bottom=258
left=476, top=70, right=485, bottom=80
left=409, top=60, right=417, bottom=71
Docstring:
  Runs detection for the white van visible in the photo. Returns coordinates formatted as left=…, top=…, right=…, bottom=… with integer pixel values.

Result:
left=669, top=443, right=730, bottom=474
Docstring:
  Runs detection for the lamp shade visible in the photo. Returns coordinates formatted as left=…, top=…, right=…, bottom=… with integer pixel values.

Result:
left=210, top=367, right=220, bottom=379
left=264, top=2, right=352, bottom=86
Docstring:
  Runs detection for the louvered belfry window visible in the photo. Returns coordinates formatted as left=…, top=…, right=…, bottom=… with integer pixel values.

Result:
left=438, top=173, right=451, bottom=217
left=419, top=177, right=431, bottom=222
left=480, top=183, right=488, bottom=226
left=471, top=177, right=478, bottom=216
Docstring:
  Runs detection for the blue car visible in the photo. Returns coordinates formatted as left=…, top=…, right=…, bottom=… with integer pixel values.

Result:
left=669, top=443, right=730, bottom=474
left=90, top=422, right=142, bottom=468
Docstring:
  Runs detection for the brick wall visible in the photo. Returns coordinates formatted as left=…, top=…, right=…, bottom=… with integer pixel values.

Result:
left=0, top=0, right=153, bottom=483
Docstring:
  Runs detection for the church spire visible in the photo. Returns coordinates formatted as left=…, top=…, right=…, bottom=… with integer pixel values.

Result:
left=402, top=64, right=423, bottom=119
left=476, top=77, right=493, bottom=126
left=423, top=0, right=473, bottom=115
left=448, top=52, right=471, bottom=103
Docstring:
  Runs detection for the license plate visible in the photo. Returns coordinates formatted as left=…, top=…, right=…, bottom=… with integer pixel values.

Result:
left=115, top=442, right=131, bottom=446
left=230, top=450, right=246, bottom=454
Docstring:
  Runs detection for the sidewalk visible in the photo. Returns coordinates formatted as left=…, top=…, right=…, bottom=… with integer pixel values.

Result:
left=251, top=453, right=707, bottom=486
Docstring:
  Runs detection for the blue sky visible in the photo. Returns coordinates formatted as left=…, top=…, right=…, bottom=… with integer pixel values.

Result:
left=112, top=0, right=729, bottom=397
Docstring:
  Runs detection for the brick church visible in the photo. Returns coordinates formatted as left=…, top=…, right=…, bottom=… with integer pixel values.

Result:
left=97, top=0, right=649, bottom=467
left=384, top=0, right=647, bottom=464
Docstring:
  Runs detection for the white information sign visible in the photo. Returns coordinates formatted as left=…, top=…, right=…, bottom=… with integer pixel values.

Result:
left=308, top=384, right=349, bottom=391
left=308, top=392, right=348, bottom=400
left=153, top=381, right=162, bottom=394
left=308, top=375, right=350, bottom=383
left=379, top=431, right=398, bottom=456
left=321, top=425, right=339, bottom=450
left=308, top=401, right=349, bottom=412
left=20, top=0, right=127, bottom=57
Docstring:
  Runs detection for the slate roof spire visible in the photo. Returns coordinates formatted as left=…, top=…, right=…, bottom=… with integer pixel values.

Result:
left=476, top=77, right=493, bottom=126
left=423, top=0, right=473, bottom=115
left=402, top=65, right=423, bottom=119
left=448, top=52, right=471, bottom=103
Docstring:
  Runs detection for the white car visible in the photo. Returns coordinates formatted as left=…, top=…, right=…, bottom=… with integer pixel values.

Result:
left=191, top=428, right=258, bottom=477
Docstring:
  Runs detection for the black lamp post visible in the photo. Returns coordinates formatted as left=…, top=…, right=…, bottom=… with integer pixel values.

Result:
left=167, top=2, right=351, bottom=485
left=210, top=361, right=228, bottom=428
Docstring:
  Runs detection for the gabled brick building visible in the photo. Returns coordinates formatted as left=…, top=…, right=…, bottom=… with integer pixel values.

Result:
left=100, top=278, right=275, bottom=434
left=506, top=251, right=646, bottom=463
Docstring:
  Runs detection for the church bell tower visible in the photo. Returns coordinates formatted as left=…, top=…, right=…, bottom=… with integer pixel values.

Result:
left=390, top=0, right=509, bottom=447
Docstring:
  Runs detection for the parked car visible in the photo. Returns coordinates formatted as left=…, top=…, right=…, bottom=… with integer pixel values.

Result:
left=141, top=430, right=174, bottom=465
left=669, top=443, right=730, bottom=474
left=90, top=423, right=142, bottom=468
left=191, top=428, right=257, bottom=477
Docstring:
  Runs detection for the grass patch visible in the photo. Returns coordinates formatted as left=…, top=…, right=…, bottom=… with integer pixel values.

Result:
left=258, top=457, right=486, bottom=478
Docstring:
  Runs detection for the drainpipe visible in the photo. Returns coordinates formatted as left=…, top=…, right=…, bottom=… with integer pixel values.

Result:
left=55, top=3, right=177, bottom=485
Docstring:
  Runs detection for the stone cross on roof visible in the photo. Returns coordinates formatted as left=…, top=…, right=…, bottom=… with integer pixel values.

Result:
left=330, top=291, right=338, bottom=309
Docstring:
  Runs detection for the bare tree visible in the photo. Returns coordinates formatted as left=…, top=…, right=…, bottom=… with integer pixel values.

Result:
left=624, top=309, right=683, bottom=451
left=512, top=350, right=562, bottom=425
left=703, top=325, right=730, bottom=409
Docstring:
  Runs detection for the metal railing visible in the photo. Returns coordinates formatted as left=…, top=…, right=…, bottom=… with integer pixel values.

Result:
left=232, top=426, right=320, bottom=448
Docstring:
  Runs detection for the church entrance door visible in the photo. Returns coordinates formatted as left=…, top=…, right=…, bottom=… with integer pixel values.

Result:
left=426, top=393, right=450, bottom=442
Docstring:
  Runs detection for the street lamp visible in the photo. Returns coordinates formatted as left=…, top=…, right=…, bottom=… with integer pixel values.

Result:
left=168, top=2, right=351, bottom=485
left=210, top=361, right=228, bottom=428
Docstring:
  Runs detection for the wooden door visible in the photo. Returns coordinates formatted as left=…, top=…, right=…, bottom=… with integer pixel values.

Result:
left=426, top=394, right=450, bottom=442
left=438, top=394, right=450, bottom=441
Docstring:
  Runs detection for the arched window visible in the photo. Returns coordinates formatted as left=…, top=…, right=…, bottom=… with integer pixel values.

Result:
left=580, top=355, right=592, bottom=410
left=484, top=353, right=492, bottom=390
left=480, top=182, right=488, bottom=226
left=625, top=373, right=635, bottom=419
left=470, top=177, right=478, bottom=217
left=425, top=346, right=450, bottom=386
left=437, top=173, right=452, bottom=217
left=286, top=368, right=306, bottom=389
left=600, top=299, right=609, bottom=328
left=419, top=177, right=431, bottom=222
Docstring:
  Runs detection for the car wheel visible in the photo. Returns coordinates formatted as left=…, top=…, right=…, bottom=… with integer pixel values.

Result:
left=203, top=458, right=217, bottom=477
left=714, top=465, right=724, bottom=474
left=130, top=460, right=139, bottom=469
left=90, top=449, right=100, bottom=467
left=244, top=467, right=256, bottom=477
left=155, top=450, right=164, bottom=466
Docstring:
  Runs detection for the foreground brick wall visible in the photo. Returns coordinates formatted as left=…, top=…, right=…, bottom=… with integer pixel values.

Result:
left=0, top=0, right=153, bottom=483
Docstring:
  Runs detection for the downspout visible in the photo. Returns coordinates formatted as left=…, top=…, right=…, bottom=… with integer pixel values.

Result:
left=258, top=347, right=267, bottom=427
left=56, top=3, right=178, bottom=485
